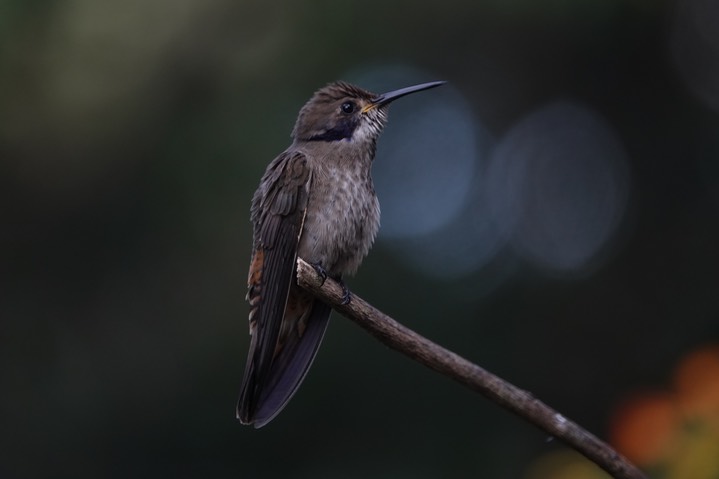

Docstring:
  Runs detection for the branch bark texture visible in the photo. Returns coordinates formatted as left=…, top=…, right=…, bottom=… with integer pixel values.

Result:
left=296, top=258, right=646, bottom=479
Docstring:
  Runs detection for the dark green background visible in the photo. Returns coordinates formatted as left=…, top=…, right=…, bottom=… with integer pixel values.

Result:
left=2, top=0, right=718, bottom=477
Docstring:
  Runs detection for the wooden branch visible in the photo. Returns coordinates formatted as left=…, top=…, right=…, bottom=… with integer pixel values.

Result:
left=296, top=258, right=646, bottom=479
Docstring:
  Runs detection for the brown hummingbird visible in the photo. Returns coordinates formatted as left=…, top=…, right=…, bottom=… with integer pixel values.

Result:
left=237, top=79, right=446, bottom=427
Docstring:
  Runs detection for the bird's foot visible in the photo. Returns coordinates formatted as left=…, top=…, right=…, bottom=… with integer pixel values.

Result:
left=310, top=262, right=328, bottom=285
left=309, top=262, right=351, bottom=304
left=337, top=278, right=351, bottom=305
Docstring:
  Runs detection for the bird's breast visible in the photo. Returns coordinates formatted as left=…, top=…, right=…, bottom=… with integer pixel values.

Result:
left=298, top=162, right=380, bottom=276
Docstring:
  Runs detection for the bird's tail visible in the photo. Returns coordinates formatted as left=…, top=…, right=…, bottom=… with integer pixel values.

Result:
left=237, top=297, right=331, bottom=428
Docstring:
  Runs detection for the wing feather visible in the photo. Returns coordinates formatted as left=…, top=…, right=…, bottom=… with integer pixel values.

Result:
left=238, top=151, right=331, bottom=426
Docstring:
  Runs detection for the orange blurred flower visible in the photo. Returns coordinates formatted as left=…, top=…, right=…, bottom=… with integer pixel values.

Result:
left=609, top=391, right=678, bottom=465
left=673, top=344, right=719, bottom=418
left=608, top=343, right=719, bottom=479
left=526, top=343, right=719, bottom=479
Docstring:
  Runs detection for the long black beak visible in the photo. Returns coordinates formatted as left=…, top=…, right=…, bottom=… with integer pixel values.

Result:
left=370, top=80, right=446, bottom=108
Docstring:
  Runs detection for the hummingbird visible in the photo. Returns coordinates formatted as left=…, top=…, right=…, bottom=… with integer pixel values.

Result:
left=237, top=79, right=446, bottom=427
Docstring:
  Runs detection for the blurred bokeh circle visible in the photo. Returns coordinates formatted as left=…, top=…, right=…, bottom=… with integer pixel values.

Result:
left=488, top=101, right=631, bottom=275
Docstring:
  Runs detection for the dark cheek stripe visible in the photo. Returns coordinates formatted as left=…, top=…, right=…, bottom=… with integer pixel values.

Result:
left=308, top=118, right=357, bottom=142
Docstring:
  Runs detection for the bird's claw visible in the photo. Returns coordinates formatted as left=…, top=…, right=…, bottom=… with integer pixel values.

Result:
left=310, top=262, right=351, bottom=304
left=310, top=262, right=328, bottom=285
left=338, top=279, right=351, bottom=305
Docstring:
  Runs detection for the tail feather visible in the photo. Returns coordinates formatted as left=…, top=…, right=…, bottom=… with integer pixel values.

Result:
left=253, top=300, right=331, bottom=427
left=237, top=298, right=331, bottom=428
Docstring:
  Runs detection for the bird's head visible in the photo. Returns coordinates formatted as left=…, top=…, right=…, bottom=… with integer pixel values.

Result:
left=291, top=80, right=445, bottom=144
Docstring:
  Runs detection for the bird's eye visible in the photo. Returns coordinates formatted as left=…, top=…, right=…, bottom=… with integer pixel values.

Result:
left=340, top=101, right=355, bottom=114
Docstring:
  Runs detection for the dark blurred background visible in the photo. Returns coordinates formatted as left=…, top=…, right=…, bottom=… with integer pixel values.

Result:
left=2, top=0, right=719, bottom=477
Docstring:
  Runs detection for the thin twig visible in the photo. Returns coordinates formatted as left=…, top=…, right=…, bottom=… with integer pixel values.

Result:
left=296, top=258, right=647, bottom=479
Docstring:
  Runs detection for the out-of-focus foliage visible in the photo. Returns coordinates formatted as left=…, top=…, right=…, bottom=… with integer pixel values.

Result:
left=609, top=343, right=719, bottom=479
left=2, top=0, right=719, bottom=477
left=524, top=450, right=611, bottom=479
left=527, top=343, right=719, bottom=479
